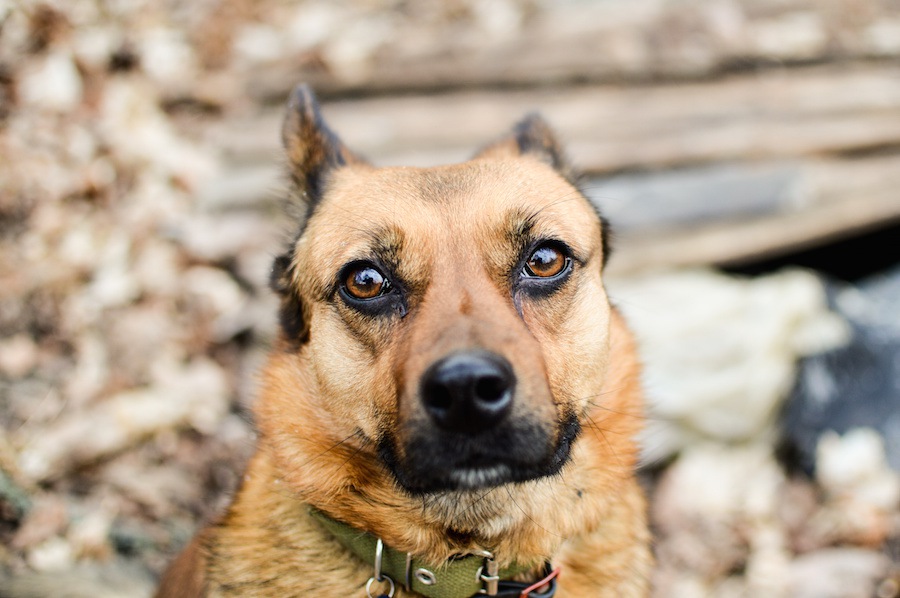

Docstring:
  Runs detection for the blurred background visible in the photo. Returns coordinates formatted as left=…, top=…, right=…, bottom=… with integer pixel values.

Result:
left=1, top=0, right=899, bottom=596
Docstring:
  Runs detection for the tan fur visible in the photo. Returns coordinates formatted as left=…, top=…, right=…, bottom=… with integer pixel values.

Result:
left=157, top=93, right=651, bottom=597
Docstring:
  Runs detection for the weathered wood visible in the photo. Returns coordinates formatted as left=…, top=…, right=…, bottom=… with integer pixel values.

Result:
left=194, top=64, right=900, bottom=273
left=603, top=155, right=900, bottom=274
left=203, top=64, right=900, bottom=181
left=228, top=0, right=900, bottom=100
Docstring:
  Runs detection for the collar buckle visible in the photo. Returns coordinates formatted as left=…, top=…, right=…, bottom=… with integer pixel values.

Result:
left=475, top=550, right=500, bottom=595
left=365, top=538, right=395, bottom=598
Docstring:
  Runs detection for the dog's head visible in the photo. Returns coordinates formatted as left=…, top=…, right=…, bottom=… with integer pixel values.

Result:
left=265, top=86, right=613, bottom=496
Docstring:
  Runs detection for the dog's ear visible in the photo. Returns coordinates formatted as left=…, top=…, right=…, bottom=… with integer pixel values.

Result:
left=270, top=253, right=310, bottom=343
left=476, top=113, right=614, bottom=267
left=474, top=113, right=575, bottom=183
left=274, top=85, right=364, bottom=344
left=282, top=83, right=364, bottom=205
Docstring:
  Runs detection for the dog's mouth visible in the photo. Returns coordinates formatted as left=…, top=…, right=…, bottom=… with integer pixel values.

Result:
left=377, top=412, right=580, bottom=494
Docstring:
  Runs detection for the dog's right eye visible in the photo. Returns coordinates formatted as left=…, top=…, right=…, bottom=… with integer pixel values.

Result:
left=343, top=264, right=389, bottom=300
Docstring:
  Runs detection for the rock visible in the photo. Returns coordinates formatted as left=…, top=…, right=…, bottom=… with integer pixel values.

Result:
left=816, top=428, right=900, bottom=511
left=15, top=358, right=230, bottom=482
left=787, top=548, right=889, bottom=598
left=67, top=510, right=113, bottom=560
left=652, top=443, right=786, bottom=579
left=71, top=25, right=121, bottom=71
left=780, top=265, right=900, bottom=474
left=864, top=18, right=900, bottom=56
left=18, top=51, right=83, bottom=112
left=12, top=496, right=68, bottom=551
left=63, top=333, right=110, bottom=408
left=0, top=334, right=39, bottom=379
left=85, top=232, right=139, bottom=309
left=232, top=24, right=286, bottom=65
left=175, top=213, right=282, bottom=264
left=98, top=79, right=216, bottom=190
left=798, top=429, right=900, bottom=548
left=609, top=268, right=849, bottom=462
left=27, top=536, right=74, bottom=572
left=136, top=27, right=197, bottom=87
left=0, top=561, right=155, bottom=598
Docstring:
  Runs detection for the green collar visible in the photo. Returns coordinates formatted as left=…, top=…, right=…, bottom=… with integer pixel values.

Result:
left=309, top=508, right=535, bottom=597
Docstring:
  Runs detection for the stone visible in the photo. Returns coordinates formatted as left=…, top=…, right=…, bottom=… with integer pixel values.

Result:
left=780, top=265, right=900, bottom=474
left=609, top=268, right=848, bottom=462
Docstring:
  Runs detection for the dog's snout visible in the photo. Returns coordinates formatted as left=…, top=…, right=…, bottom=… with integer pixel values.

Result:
left=421, top=351, right=515, bottom=434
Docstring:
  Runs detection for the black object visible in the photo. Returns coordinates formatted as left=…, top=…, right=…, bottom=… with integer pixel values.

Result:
left=779, top=265, right=900, bottom=475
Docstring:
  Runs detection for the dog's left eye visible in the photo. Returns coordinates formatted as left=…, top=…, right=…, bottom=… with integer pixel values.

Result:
left=343, top=264, right=390, bottom=299
left=523, top=244, right=568, bottom=278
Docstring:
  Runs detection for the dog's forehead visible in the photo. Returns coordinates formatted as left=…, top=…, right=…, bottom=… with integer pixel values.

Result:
left=296, top=157, right=603, bottom=287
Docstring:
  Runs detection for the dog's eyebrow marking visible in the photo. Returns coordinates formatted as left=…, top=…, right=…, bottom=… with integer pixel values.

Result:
left=503, top=207, right=592, bottom=267
left=366, top=226, right=405, bottom=272
left=504, top=209, right=538, bottom=258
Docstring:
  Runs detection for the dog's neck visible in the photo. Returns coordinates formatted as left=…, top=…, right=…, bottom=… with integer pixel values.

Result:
left=256, top=439, right=564, bottom=567
left=254, top=415, right=633, bottom=570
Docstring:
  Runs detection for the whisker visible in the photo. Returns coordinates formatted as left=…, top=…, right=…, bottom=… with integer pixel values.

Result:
left=582, top=411, right=625, bottom=470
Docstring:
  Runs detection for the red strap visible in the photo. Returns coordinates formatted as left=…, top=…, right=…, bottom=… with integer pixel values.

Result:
left=519, top=567, right=560, bottom=597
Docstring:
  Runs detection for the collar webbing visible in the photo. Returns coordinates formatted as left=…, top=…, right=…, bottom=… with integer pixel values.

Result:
left=309, top=508, right=533, bottom=598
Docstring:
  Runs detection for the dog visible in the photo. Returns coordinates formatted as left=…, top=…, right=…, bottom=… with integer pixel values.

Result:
left=156, top=85, right=651, bottom=597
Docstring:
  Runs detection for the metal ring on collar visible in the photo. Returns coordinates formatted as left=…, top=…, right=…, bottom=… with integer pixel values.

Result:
left=365, top=575, right=395, bottom=598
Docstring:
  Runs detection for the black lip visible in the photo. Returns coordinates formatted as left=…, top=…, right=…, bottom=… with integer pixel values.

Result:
left=378, top=412, right=580, bottom=494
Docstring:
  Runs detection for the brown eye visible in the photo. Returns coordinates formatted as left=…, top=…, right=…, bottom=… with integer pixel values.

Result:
left=525, top=245, right=567, bottom=278
left=344, top=265, right=387, bottom=299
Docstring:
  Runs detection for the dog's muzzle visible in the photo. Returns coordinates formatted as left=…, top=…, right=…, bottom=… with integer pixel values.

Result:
left=378, top=350, right=579, bottom=494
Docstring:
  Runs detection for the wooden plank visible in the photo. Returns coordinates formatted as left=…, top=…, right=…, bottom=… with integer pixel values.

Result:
left=201, top=64, right=900, bottom=182
left=603, top=155, right=900, bottom=274
left=194, top=153, right=900, bottom=275
left=227, top=0, right=900, bottom=99
left=192, top=64, right=900, bottom=272
left=585, top=163, right=797, bottom=233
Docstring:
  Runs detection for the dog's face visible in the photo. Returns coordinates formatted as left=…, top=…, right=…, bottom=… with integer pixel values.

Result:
left=269, top=87, right=612, bottom=496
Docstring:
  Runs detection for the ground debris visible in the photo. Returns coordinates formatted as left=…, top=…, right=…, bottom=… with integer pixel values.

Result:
left=1, top=1, right=898, bottom=596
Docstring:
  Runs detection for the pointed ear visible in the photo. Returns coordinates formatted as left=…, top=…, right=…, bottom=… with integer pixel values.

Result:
left=474, top=113, right=576, bottom=182
left=282, top=84, right=364, bottom=205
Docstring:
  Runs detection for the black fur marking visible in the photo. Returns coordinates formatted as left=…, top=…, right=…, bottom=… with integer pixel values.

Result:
left=270, top=252, right=309, bottom=344
left=504, top=212, right=538, bottom=273
left=378, top=411, right=581, bottom=495
left=598, top=213, right=614, bottom=269
left=278, top=292, right=308, bottom=344
left=269, top=254, right=293, bottom=295
left=366, top=229, right=406, bottom=282
left=514, top=113, right=569, bottom=175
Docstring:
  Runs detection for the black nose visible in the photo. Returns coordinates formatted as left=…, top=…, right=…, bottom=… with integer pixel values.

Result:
left=421, top=351, right=515, bottom=435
